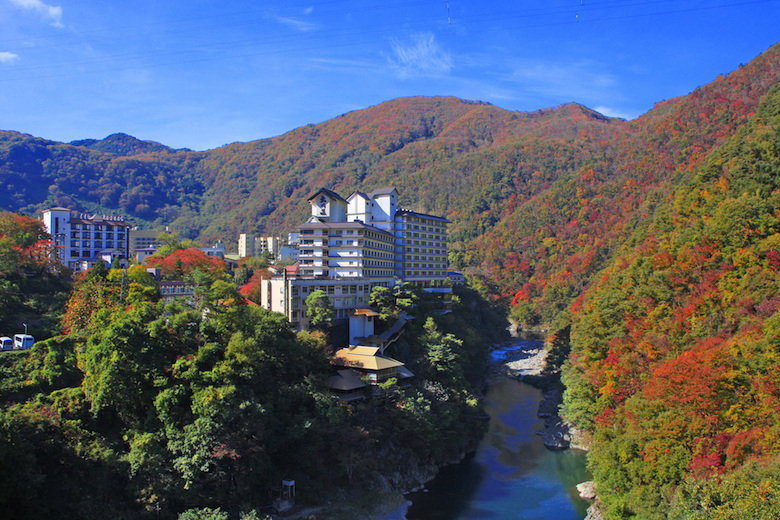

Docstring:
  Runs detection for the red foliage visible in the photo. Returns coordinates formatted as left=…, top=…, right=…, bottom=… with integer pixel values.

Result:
left=239, top=270, right=271, bottom=303
left=766, top=250, right=780, bottom=271
left=595, top=407, right=616, bottom=427
left=689, top=433, right=732, bottom=477
left=146, top=247, right=225, bottom=278
left=644, top=338, right=728, bottom=415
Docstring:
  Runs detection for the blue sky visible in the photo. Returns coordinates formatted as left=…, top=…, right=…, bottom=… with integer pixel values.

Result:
left=1, top=0, right=778, bottom=150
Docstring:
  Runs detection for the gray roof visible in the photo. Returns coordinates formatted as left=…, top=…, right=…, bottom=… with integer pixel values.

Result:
left=395, top=208, right=450, bottom=223
left=327, top=369, right=367, bottom=391
left=298, top=220, right=394, bottom=237
left=368, top=187, right=397, bottom=197
left=308, top=187, right=348, bottom=204
left=348, top=191, right=370, bottom=200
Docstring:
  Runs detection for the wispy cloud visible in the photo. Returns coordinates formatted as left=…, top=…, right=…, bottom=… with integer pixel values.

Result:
left=388, top=33, right=453, bottom=79
left=275, top=16, right=317, bottom=32
left=0, top=51, right=19, bottom=64
left=309, top=57, right=374, bottom=73
left=10, top=0, right=63, bottom=27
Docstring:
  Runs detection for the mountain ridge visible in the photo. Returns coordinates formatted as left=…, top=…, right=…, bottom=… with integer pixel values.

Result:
left=3, top=40, right=780, bottom=520
left=0, top=44, right=778, bottom=309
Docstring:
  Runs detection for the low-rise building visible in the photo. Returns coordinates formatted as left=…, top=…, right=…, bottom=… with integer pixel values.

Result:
left=238, top=234, right=281, bottom=259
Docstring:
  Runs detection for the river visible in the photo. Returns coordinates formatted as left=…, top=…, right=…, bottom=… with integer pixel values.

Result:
left=403, top=342, right=591, bottom=520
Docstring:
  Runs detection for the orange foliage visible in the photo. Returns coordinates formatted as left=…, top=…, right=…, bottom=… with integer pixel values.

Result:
left=146, top=247, right=225, bottom=278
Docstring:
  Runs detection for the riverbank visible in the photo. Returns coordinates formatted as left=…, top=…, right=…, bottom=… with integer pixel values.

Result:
left=284, top=340, right=592, bottom=520
left=500, top=341, right=589, bottom=451
left=502, top=340, right=603, bottom=520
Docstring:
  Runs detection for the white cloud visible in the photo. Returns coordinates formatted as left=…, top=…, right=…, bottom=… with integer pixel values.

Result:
left=388, top=33, right=453, bottom=78
left=275, top=16, right=316, bottom=32
left=309, top=57, right=374, bottom=74
left=0, top=51, right=19, bottom=64
left=10, top=0, right=63, bottom=27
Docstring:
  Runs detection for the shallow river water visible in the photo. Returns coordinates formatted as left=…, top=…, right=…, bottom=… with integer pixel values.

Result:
left=403, top=343, right=591, bottom=520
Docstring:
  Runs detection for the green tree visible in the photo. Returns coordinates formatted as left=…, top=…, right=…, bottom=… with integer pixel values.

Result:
left=420, top=317, right=465, bottom=386
left=305, top=289, right=334, bottom=330
left=178, top=507, right=229, bottom=520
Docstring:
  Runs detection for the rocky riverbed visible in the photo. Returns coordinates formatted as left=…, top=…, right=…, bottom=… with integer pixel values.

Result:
left=501, top=343, right=588, bottom=451
left=501, top=341, right=601, bottom=519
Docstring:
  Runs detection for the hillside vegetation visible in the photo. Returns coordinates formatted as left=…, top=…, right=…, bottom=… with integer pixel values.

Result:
left=0, top=231, right=507, bottom=519
left=3, top=46, right=780, bottom=323
left=2, top=40, right=780, bottom=519
left=562, top=82, right=780, bottom=519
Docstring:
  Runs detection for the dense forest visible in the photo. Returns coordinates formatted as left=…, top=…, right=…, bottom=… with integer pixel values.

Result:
left=561, top=81, right=780, bottom=519
left=2, top=40, right=780, bottom=519
left=0, top=216, right=508, bottom=519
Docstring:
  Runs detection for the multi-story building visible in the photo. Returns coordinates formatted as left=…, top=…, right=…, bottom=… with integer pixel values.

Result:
left=261, top=187, right=450, bottom=331
left=238, top=234, right=281, bottom=259
left=394, top=209, right=450, bottom=291
left=238, top=233, right=253, bottom=258
left=42, top=207, right=130, bottom=270
left=129, top=228, right=163, bottom=256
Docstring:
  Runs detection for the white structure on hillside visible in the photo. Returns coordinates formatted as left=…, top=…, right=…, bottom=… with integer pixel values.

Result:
left=42, top=207, right=130, bottom=270
left=238, top=234, right=281, bottom=259
left=260, top=187, right=451, bottom=331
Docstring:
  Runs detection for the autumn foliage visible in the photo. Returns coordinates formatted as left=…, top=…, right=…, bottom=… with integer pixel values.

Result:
left=561, top=81, right=780, bottom=518
left=145, top=247, right=225, bottom=279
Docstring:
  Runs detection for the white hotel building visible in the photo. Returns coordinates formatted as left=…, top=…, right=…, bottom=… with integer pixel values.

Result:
left=261, top=187, right=451, bottom=331
left=42, top=207, right=130, bottom=270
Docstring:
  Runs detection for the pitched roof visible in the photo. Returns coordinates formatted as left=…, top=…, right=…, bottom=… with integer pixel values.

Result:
left=368, top=187, right=397, bottom=198
left=395, top=208, right=451, bottom=223
left=327, top=369, right=367, bottom=391
left=347, top=191, right=370, bottom=201
left=308, top=187, right=348, bottom=204
left=333, top=346, right=404, bottom=371
left=353, top=308, right=380, bottom=317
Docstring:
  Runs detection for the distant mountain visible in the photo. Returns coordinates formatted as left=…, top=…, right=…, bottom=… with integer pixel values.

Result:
left=3, top=41, right=780, bottom=519
left=69, top=132, right=184, bottom=155
left=0, top=43, right=778, bottom=322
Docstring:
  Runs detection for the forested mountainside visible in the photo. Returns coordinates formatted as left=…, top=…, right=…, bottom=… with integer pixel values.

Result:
left=562, top=80, right=780, bottom=519
left=3, top=44, right=780, bottom=330
left=1, top=38, right=779, bottom=520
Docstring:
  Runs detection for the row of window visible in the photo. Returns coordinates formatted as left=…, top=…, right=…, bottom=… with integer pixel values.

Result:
left=292, top=284, right=368, bottom=296
left=290, top=308, right=359, bottom=321
left=160, top=285, right=194, bottom=295
left=70, top=241, right=120, bottom=249
left=71, top=232, right=125, bottom=239
left=70, top=224, right=125, bottom=231
left=404, top=270, right=447, bottom=278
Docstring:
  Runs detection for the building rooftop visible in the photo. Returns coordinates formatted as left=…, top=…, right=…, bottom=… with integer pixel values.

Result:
left=307, top=187, right=348, bottom=204
left=368, top=187, right=398, bottom=197
left=298, top=220, right=394, bottom=237
left=395, top=208, right=451, bottom=224
left=333, top=346, right=404, bottom=371
left=327, top=369, right=367, bottom=391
